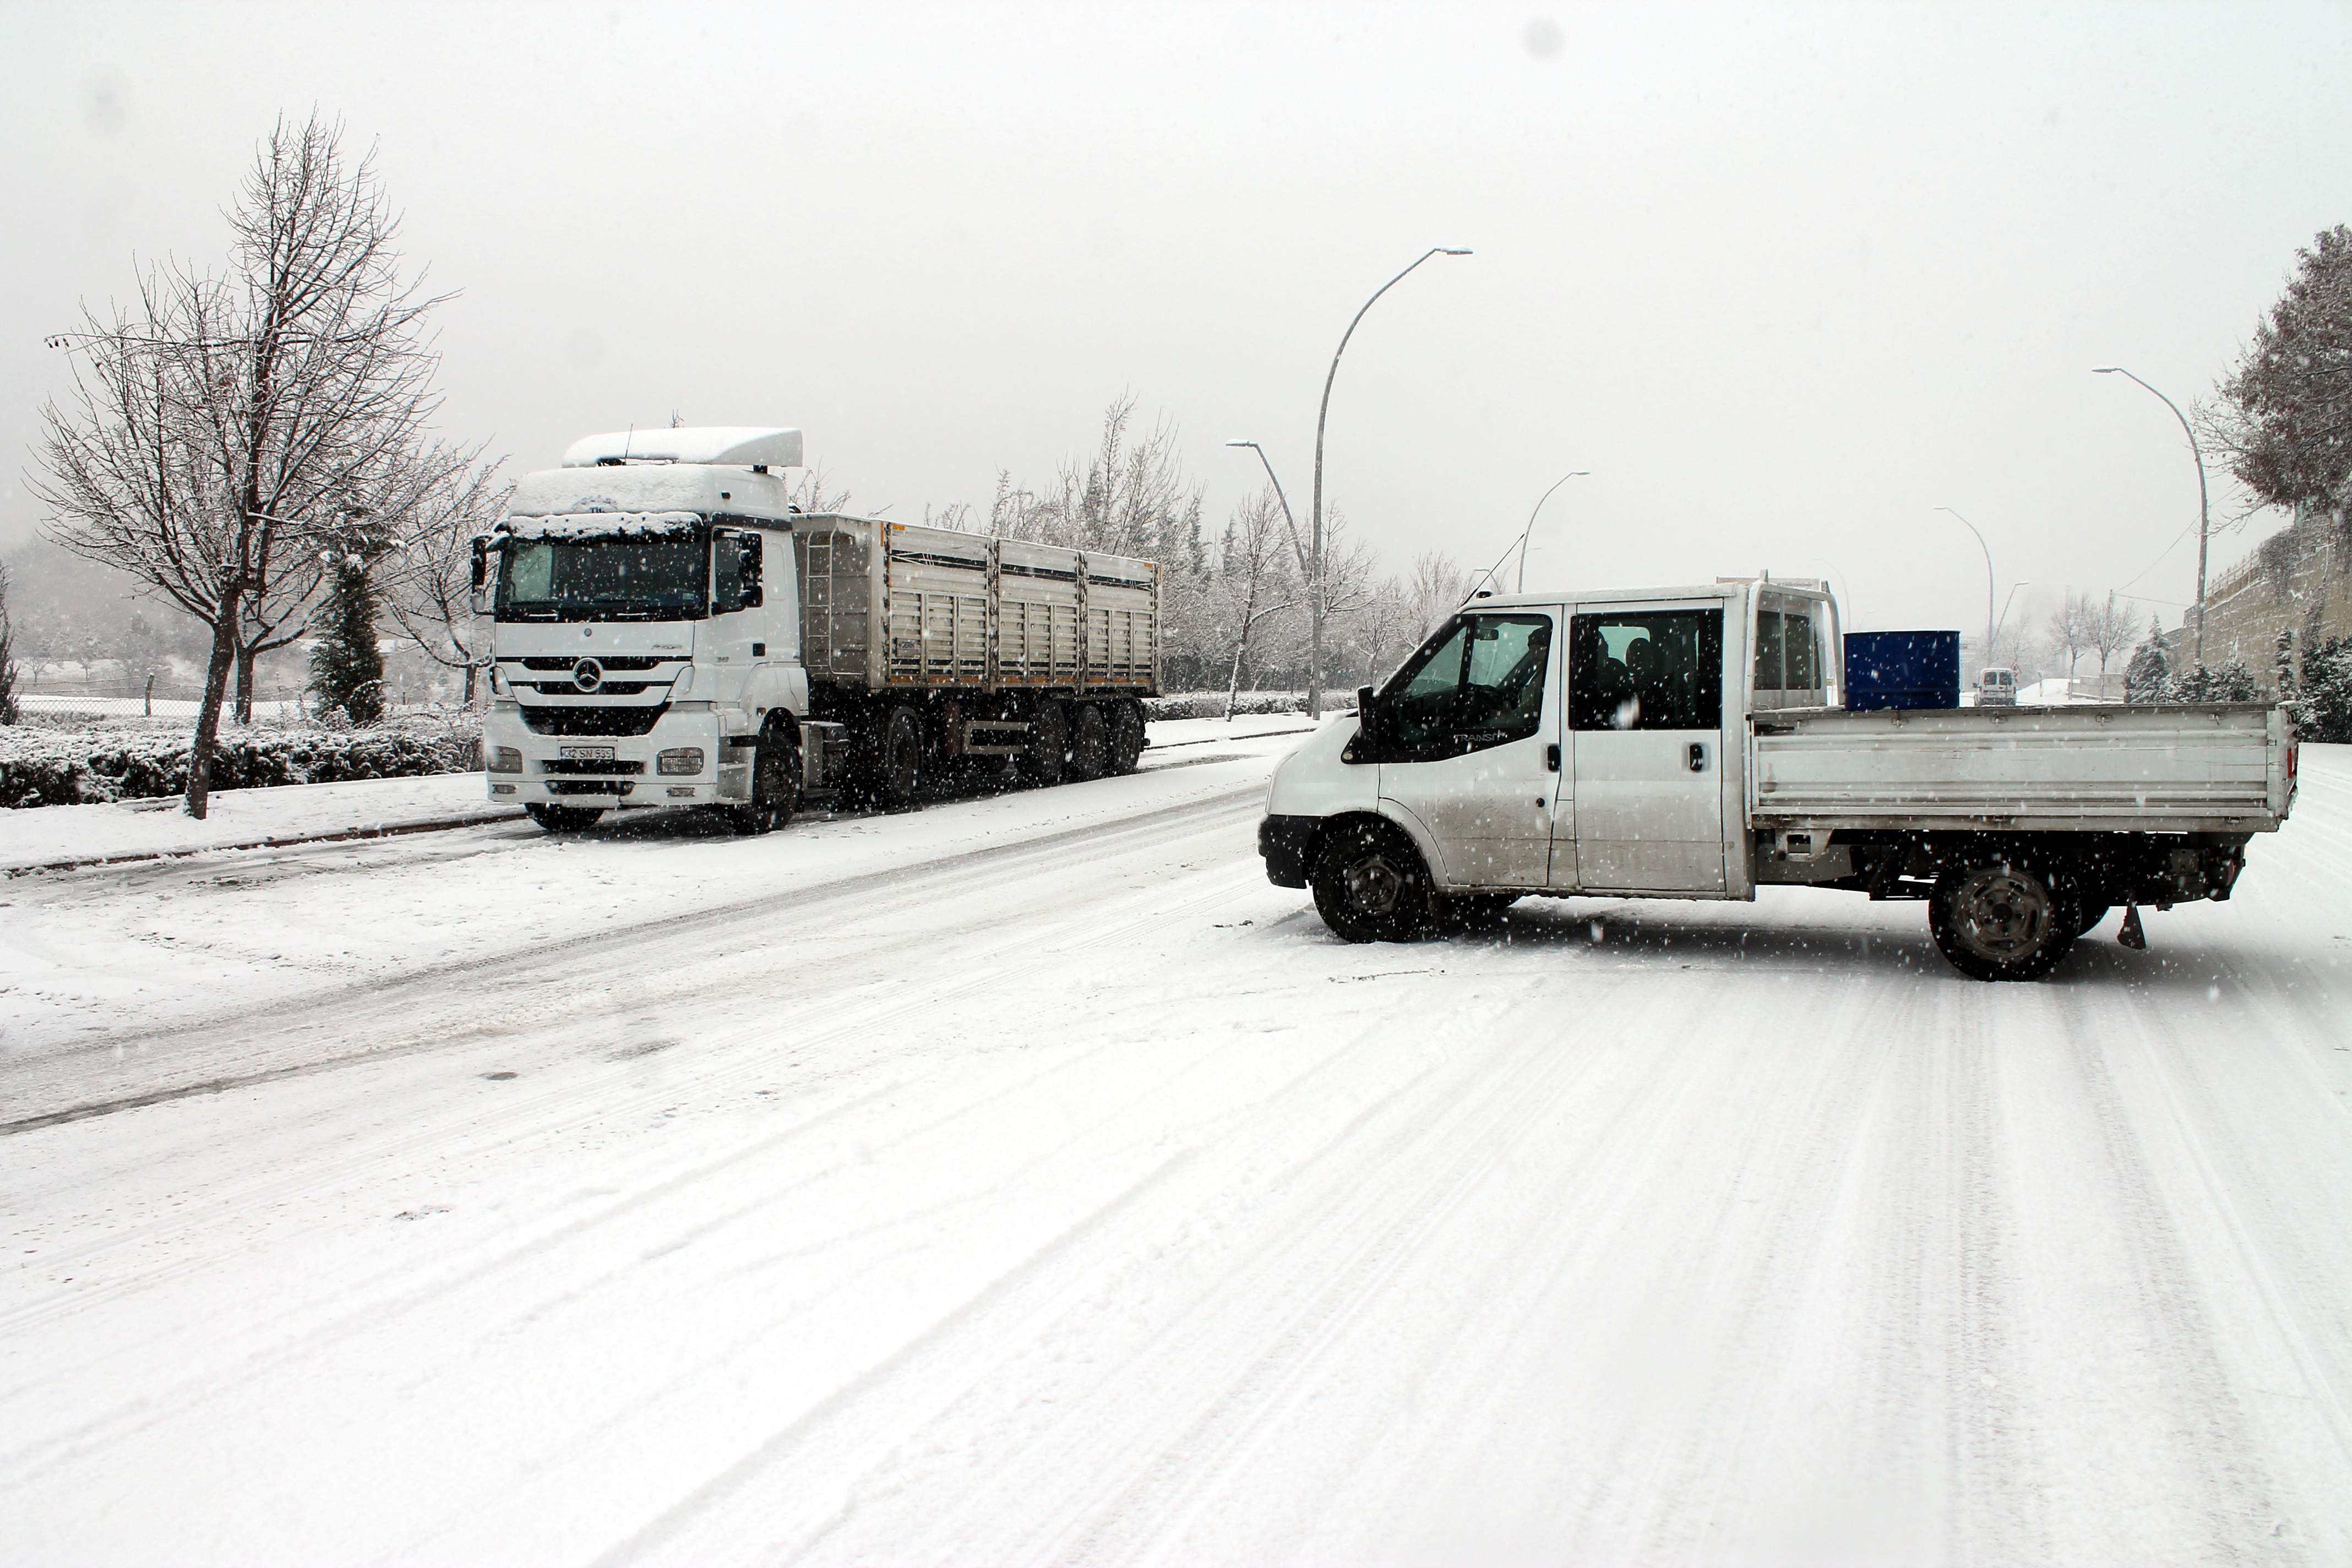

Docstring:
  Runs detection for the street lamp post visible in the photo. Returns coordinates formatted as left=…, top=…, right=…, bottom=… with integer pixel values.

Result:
left=1934, top=505, right=1997, bottom=666
left=1516, top=470, right=1590, bottom=592
left=2093, top=366, right=2212, bottom=666
left=1303, top=246, right=1472, bottom=718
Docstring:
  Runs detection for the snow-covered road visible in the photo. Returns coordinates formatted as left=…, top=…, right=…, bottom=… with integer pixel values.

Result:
left=5, top=736, right=2350, bottom=1564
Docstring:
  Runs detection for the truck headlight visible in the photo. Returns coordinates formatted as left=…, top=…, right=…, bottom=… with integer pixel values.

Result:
left=670, top=664, right=695, bottom=698
left=657, top=747, right=705, bottom=776
left=488, top=746, right=523, bottom=774
left=490, top=665, right=511, bottom=696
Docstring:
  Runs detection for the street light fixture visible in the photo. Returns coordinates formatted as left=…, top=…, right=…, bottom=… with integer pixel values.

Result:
left=1516, top=470, right=1590, bottom=592
left=1223, top=440, right=1307, bottom=580
left=1302, top=246, right=1473, bottom=718
left=1933, top=505, right=1997, bottom=665
left=2093, top=366, right=2212, bottom=666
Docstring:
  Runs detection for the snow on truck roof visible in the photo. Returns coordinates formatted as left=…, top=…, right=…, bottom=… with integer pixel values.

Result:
left=560, top=427, right=804, bottom=469
left=507, top=461, right=803, bottom=523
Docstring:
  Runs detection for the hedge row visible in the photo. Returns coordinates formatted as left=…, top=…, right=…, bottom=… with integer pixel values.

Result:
left=1140, top=690, right=1314, bottom=721
left=0, top=720, right=482, bottom=809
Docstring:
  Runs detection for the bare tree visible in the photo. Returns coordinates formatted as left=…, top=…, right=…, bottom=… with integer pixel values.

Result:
left=1404, top=551, right=1473, bottom=639
left=2046, top=592, right=2094, bottom=681
left=1212, top=487, right=1300, bottom=717
left=0, top=561, right=21, bottom=725
left=34, top=113, right=454, bottom=816
left=378, top=451, right=509, bottom=706
left=2087, top=592, right=2137, bottom=688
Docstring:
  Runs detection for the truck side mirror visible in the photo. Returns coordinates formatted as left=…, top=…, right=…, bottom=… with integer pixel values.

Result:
left=469, top=537, right=493, bottom=614
left=739, top=532, right=763, bottom=609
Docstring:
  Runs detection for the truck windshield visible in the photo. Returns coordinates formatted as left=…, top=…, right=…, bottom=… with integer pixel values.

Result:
left=497, top=532, right=707, bottom=621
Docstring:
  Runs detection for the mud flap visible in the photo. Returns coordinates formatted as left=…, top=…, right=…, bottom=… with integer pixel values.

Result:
left=2118, top=905, right=2148, bottom=950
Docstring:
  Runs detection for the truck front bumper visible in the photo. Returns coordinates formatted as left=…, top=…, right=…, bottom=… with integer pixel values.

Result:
left=484, top=704, right=739, bottom=809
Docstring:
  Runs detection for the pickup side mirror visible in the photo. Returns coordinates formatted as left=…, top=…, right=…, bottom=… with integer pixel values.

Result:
left=1345, top=684, right=1382, bottom=764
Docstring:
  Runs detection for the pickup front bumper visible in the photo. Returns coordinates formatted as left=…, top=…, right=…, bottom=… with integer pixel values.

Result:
left=1259, top=815, right=1320, bottom=889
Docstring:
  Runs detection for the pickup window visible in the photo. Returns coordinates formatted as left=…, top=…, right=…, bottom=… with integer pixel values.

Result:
left=1376, top=613, right=1553, bottom=761
left=1755, top=604, right=1821, bottom=706
left=1569, top=609, right=1723, bottom=731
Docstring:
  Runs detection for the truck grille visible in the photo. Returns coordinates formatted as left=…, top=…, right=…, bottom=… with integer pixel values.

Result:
left=545, top=780, right=637, bottom=797
left=521, top=704, right=668, bottom=737
left=539, top=759, right=647, bottom=775
left=516, top=656, right=668, bottom=672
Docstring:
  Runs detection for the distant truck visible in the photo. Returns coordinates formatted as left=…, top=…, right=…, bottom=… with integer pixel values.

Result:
left=474, top=427, right=1161, bottom=833
left=1258, top=576, right=2297, bottom=981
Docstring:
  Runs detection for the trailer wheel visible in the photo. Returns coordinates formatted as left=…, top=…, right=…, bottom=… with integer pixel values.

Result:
left=1928, top=854, right=2080, bottom=981
left=526, top=804, right=605, bottom=833
left=872, top=705, right=924, bottom=809
left=727, top=728, right=799, bottom=835
left=1069, top=703, right=1111, bottom=781
left=1108, top=701, right=1145, bottom=775
left=1310, top=818, right=1435, bottom=943
left=1022, top=700, right=1068, bottom=786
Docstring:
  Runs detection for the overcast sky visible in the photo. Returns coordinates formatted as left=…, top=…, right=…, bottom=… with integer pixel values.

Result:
left=5, top=0, right=2348, bottom=636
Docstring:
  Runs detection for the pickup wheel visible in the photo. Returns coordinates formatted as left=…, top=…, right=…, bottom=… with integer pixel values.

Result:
left=1928, top=855, right=2080, bottom=981
left=1068, top=703, right=1111, bottom=781
left=1022, top=700, right=1068, bottom=786
left=872, top=705, right=924, bottom=810
left=525, top=804, right=605, bottom=833
left=1310, top=819, right=1436, bottom=943
left=1108, top=701, right=1146, bottom=775
left=2074, top=903, right=2113, bottom=938
left=726, top=729, right=799, bottom=835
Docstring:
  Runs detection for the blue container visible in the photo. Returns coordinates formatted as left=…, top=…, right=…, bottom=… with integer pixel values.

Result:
left=1844, top=630, right=1960, bottom=711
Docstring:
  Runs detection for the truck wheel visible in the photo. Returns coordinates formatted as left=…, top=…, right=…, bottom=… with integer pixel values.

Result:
left=1928, top=855, right=2079, bottom=981
left=1108, top=701, right=1146, bottom=775
left=1310, top=819, right=1435, bottom=943
left=1069, top=704, right=1111, bottom=781
left=526, top=804, right=605, bottom=833
left=2074, top=903, right=2113, bottom=938
left=872, top=705, right=924, bottom=810
left=727, top=729, right=799, bottom=835
left=1022, top=701, right=1068, bottom=786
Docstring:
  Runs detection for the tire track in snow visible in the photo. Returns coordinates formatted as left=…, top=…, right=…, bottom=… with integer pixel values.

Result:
left=2, top=783, right=1266, bottom=1134
left=0, top=799, right=1284, bottom=1480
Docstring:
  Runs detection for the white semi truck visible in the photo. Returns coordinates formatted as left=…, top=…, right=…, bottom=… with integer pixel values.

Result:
left=475, top=427, right=1161, bottom=833
left=1259, top=576, right=2299, bottom=981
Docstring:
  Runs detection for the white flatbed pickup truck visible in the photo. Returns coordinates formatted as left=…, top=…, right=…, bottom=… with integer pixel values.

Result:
left=1257, top=576, right=2298, bottom=980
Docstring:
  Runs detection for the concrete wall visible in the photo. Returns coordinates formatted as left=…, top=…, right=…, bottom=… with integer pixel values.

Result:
left=2196, top=503, right=2352, bottom=687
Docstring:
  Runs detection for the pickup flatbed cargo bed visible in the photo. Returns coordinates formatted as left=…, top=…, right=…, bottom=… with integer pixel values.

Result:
left=1751, top=703, right=2292, bottom=835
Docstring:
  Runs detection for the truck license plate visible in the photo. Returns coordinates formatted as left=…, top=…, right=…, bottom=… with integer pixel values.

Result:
left=561, top=745, right=617, bottom=763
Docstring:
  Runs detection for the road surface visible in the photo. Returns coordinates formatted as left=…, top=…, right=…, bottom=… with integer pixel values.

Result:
left=5, top=734, right=2350, bottom=1564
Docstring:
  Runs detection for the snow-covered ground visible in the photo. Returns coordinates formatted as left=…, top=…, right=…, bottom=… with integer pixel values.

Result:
left=3, top=733, right=2349, bottom=1564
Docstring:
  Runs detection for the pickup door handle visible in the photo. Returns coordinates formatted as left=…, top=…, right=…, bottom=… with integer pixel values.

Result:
left=1688, top=742, right=1708, bottom=772
left=1545, top=743, right=1561, bottom=772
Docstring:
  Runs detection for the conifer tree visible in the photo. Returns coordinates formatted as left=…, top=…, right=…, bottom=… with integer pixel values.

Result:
left=308, top=554, right=385, bottom=723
